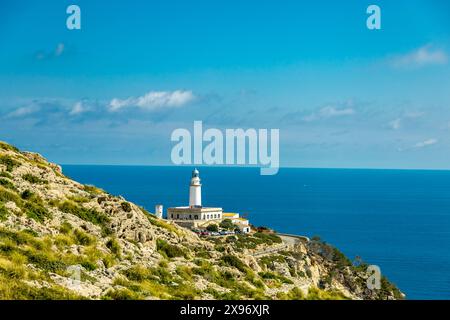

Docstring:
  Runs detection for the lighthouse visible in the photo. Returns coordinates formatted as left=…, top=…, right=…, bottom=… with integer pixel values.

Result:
left=189, top=168, right=202, bottom=208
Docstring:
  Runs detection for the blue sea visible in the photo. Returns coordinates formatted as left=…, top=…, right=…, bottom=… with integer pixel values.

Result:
left=62, top=165, right=450, bottom=300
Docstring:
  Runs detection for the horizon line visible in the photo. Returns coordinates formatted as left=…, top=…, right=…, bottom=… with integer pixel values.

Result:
left=59, top=163, right=450, bottom=172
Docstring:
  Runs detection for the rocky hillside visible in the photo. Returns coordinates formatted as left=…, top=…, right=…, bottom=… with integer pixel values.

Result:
left=0, top=141, right=404, bottom=300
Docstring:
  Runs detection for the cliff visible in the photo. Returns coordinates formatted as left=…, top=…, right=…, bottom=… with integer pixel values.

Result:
left=0, top=141, right=403, bottom=300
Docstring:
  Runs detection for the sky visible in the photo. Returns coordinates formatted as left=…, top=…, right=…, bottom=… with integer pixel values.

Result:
left=0, top=0, right=449, bottom=169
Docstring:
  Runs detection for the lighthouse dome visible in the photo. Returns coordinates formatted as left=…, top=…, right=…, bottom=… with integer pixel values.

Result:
left=192, top=168, right=200, bottom=178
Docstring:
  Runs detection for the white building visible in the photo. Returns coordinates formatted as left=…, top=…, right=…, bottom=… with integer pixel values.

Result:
left=155, top=204, right=163, bottom=219
left=222, top=212, right=250, bottom=233
left=167, top=169, right=223, bottom=222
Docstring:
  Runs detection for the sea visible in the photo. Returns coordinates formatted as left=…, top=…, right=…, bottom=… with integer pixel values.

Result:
left=62, top=165, right=450, bottom=300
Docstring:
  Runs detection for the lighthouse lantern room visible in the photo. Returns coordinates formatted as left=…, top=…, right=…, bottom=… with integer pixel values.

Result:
left=189, top=168, right=202, bottom=208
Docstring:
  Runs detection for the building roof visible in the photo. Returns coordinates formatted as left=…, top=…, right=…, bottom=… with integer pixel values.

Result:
left=223, top=212, right=239, bottom=217
left=168, top=206, right=223, bottom=213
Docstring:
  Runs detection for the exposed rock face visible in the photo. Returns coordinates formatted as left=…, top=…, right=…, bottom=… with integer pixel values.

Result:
left=0, top=141, right=404, bottom=300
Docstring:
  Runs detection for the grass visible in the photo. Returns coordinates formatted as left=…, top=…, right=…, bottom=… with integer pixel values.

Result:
left=23, top=199, right=51, bottom=222
left=0, top=155, right=20, bottom=172
left=73, top=229, right=95, bottom=246
left=0, top=274, right=82, bottom=299
left=0, top=186, right=21, bottom=205
left=22, top=173, right=47, bottom=185
left=0, top=204, right=8, bottom=221
left=156, top=239, right=186, bottom=259
left=0, top=178, right=17, bottom=191
left=258, top=271, right=293, bottom=284
left=220, top=254, right=247, bottom=273
left=0, top=171, right=13, bottom=179
left=58, top=200, right=110, bottom=229
left=257, top=254, right=286, bottom=269
left=83, top=184, right=104, bottom=196
left=106, top=237, right=121, bottom=257
left=118, top=264, right=202, bottom=299
left=0, top=186, right=51, bottom=222
left=0, top=226, right=113, bottom=283
left=0, top=141, right=19, bottom=153
left=228, top=232, right=282, bottom=251
left=143, top=208, right=182, bottom=236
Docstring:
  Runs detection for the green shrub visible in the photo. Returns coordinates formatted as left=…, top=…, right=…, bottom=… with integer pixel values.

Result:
left=0, top=155, right=19, bottom=172
left=258, top=255, right=286, bottom=269
left=145, top=211, right=181, bottom=236
left=306, top=287, right=348, bottom=300
left=22, top=173, right=47, bottom=185
left=73, top=229, right=95, bottom=246
left=106, top=237, right=121, bottom=256
left=0, top=142, right=19, bottom=152
left=123, top=265, right=151, bottom=282
left=220, top=255, right=247, bottom=273
left=20, top=190, right=34, bottom=200
left=68, top=195, right=90, bottom=204
left=59, top=221, right=73, bottom=234
left=0, top=186, right=21, bottom=205
left=0, top=172, right=13, bottom=179
left=206, top=224, right=219, bottom=232
left=83, top=185, right=104, bottom=196
left=253, top=232, right=282, bottom=244
left=175, top=265, right=193, bottom=281
left=103, top=288, right=140, bottom=300
left=258, top=271, right=293, bottom=284
left=219, top=219, right=235, bottom=230
left=24, top=251, right=67, bottom=272
left=80, top=260, right=97, bottom=271
left=23, top=199, right=51, bottom=222
left=0, top=178, right=17, bottom=191
left=156, top=239, right=185, bottom=259
left=121, top=202, right=132, bottom=212
left=0, top=204, right=8, bottom=221
left=58, top=200, right=110, bottom=227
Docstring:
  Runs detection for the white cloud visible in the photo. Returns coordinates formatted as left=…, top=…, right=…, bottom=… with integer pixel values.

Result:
left=109, top=90, right=195, bottom=112
left=302, top=106, right=355, bottom=122
left=55, top=43, right=65, bottom=57
left=413, top=138, right=438, bottom=148
left=35, top=43, right=66, bottom=60
left=390, top=45, right=448, bottom=68
left=6, top=105, right=39, bottom=118
left=69, top=101, right=86, bottom=115
left=389, top=118, right=401, bottom=130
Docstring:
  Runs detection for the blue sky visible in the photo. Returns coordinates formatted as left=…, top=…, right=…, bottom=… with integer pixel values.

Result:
left=0, top=0, right=449, bottom=168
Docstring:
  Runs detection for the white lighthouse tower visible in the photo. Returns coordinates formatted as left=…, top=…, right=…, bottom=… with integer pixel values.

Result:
left=189, top=168, right=202, bottom=208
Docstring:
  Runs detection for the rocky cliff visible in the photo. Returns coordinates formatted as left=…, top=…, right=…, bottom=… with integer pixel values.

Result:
left=0, top=141, right=403, bottom=300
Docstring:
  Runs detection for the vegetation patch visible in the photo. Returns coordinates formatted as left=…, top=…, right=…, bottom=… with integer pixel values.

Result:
left=0, top=172, right=13, bottom=179
left=0, top=155, right=20, bottom=172
left=220, top=255, right=247, bottom=273
left=83, top=185, right=104, bottom=196
left=106, top=237, right=121, bottom=257
left=23, top=200, right=51, bottom=222
left=58, top=200, right=110, bottom=228
left=0, top=142, right=19, bottom=153
left=22, top=173, right=47, bottom=185
left=156, top=239, right=186, bottom=259
left=0, top=178, right=17, bottom=191
left=120, top=202, right=132, bottom=212
left=0, top=204, right=8, bottom=221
